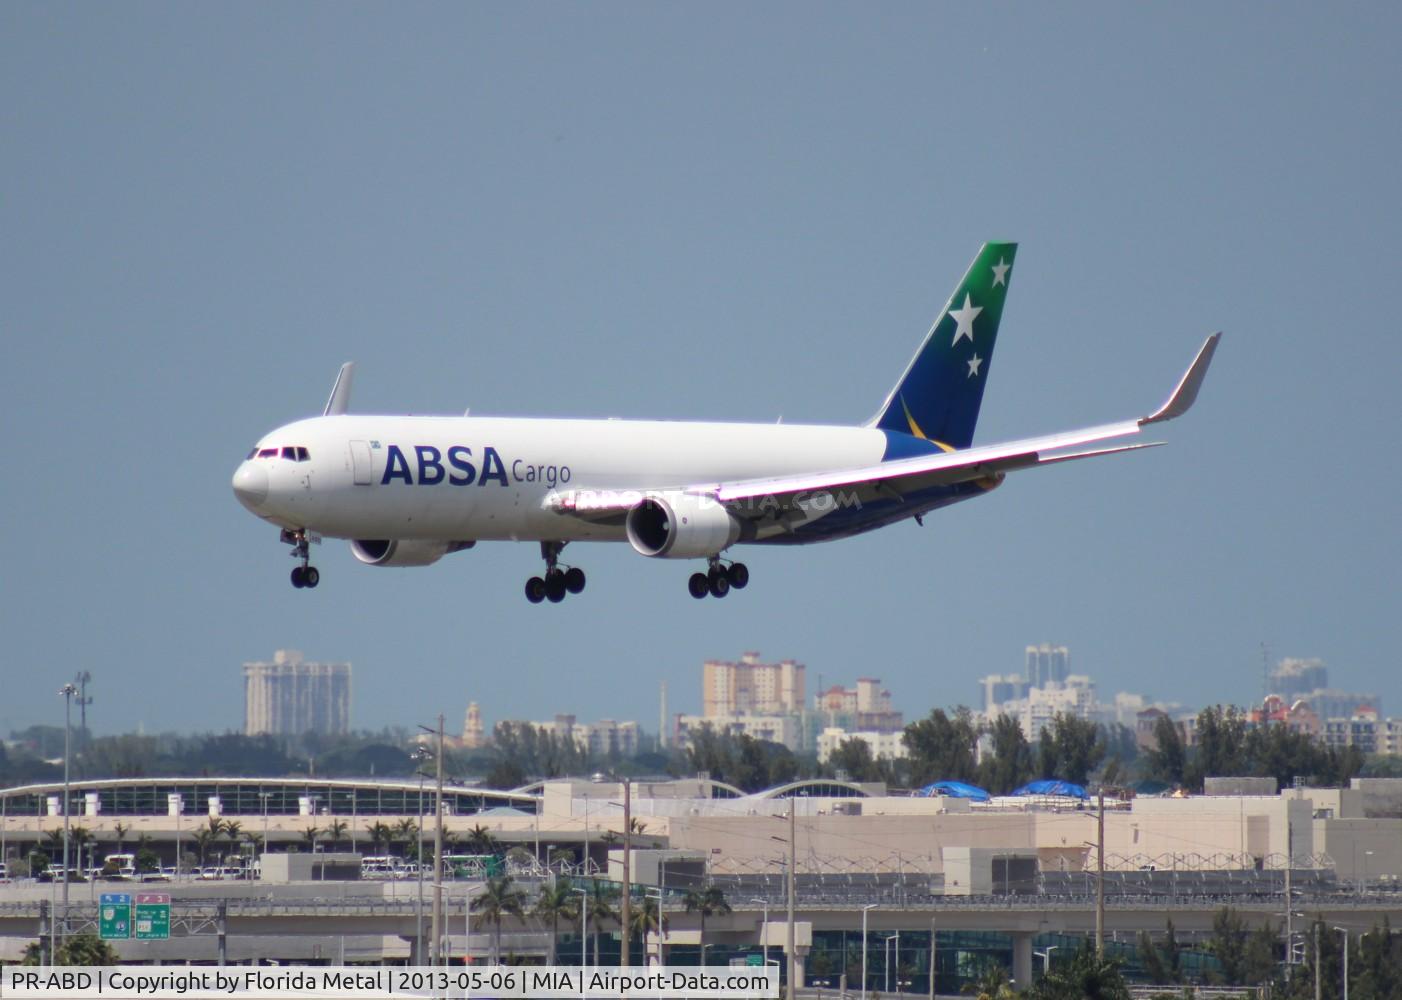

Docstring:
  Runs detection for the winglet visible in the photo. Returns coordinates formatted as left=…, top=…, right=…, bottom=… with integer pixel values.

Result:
left=323, top=362, right=355, bottom=416
left=1140, top=333, right=1220, bottom=426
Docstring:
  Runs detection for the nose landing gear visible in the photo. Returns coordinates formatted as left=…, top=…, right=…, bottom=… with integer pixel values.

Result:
left=689, top=557, right=748, bottom=599
left=282, top=528, right=320, bottom=589
left=526, top=541, right=586, bottom=604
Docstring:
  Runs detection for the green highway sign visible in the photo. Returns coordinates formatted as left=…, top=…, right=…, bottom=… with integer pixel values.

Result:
left=746, top=954, right=763, bottom=967
left=99, top=893, right=131, bottom=940
left=134, top=892, right=170, bottom=940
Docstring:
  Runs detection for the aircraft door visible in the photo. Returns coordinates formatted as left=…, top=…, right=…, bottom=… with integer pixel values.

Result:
left=349, top=440, right=374, bottom=485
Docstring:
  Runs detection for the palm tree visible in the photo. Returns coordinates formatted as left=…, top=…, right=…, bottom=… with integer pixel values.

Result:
left=463, top=823, right=498, bottom=855
left=325, top=819, right=349, bottom=851
left=112, top=821, right=131, bottom=856
left=300, top=825, right=322, bottom=852
left=683, top=884, right=732, bottom=966
left=583, top=882, right=619, bottom=967
left=222, top=821, right=244, bottom=857
left=472, top=875, right=527, bottom=964
left=134, top=833, right=159, bottom=874
left=392, top=818, right=419, bottom=858
left=43, top=828, right=64, bottom=858
left=533, top=878, right=580, bottom=966
left=192, top=827, right=219, bottom=869
left=69, top=826, right=95, bottom=876
left=966, top=962, right=1018, bottom=1000
left=629, top=893, right=667, bottom=963
left=367, top=822, right=394, bottom=855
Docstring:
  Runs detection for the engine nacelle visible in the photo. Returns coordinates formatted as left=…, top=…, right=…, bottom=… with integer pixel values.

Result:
left=350, top=539, right=474, bottom=567
left=626, top=493, right=741, bottom=559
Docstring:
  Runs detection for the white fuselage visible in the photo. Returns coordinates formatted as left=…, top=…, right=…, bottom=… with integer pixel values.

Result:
left=234, top=415, right=887, bottom=544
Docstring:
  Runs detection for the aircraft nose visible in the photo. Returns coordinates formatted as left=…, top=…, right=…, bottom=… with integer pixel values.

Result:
left=232, top=462, right=269, bottom=511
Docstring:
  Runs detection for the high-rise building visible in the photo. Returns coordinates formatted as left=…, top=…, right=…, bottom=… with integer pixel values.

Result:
left=702, top=652, right=805, bottom=717
left=814, top=678, right=903, bottom=732
left=1269, top=658, right=1329, bottom=701
left=978, top=674, right=1031, bottom=714
left=516, top=714, right=641, bottom=756
left=1025, top=644, right=1070, bottom=689
left=243, top=650, right=351, bottom=737
left=462, top=701, right=486, bottom=749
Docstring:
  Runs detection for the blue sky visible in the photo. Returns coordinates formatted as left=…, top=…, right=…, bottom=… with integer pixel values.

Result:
left=3, top=5, right=1398, bottom=737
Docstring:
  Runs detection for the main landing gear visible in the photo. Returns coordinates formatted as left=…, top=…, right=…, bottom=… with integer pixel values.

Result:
left=282, top=528, right=320, bottom=589
left=689, top=557, right=749, bottom=599
left=525, top=541, right=586, bottom=604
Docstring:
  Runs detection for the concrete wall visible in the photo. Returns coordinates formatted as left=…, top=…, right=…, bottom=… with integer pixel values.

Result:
left=1312, top=818, right=1402, bottom=880
left=1350, top=778, right=1402, bottom=818
left=259, top=852, right=361, bottom=882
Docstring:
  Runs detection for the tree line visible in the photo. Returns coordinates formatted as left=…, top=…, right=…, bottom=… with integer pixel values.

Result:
left=4, top=700, right=1373, bottom=795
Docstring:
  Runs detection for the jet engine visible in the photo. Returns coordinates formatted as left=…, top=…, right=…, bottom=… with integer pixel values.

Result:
left=350, top=539, right=474, bottom=567
left=625, top=494, right=741, bottom=559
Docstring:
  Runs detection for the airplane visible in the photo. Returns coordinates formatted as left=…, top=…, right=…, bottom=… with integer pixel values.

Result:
left=232, top=242, right=1219, bottom=603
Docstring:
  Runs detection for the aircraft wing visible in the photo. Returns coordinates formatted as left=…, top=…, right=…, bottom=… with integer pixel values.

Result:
left=547, top=333, right=1219, bottom=522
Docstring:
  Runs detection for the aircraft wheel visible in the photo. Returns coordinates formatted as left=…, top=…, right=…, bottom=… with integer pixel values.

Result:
left=688, top=573, right=710, bottom=599
left=303, top=567, right=320, bottom=588
left=564, top=567, right=586, bottom=594
left=525, top=577, right=546, bottom=603
left=291, top=566, right=306, bottom=588
left=707, top=568, right=730, bottom=598
left=545, top=571, right=567, bottom=603
left=726, top=562, right=749, bottom=589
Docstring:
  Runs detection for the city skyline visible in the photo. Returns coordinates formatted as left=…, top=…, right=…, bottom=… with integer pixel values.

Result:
left=6, top=644, right=1381, bottom=741
left=3, top=6, right=1397, bottom=737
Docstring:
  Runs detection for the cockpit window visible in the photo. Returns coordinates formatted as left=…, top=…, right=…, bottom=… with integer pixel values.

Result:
left=282, top=446, right=297, bottom=461
left=296, top=447, right=310, bottom=462
left=258, top=448, right=278, bottom=458
left=247, top=448, right=258, bottom=460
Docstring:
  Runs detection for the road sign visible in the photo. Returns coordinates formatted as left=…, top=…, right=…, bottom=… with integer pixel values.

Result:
left=134, top=892, right=170, bottom=940
left=745, top=954, right=764, bottom=967
left=99, top=893, right=131, bottom=940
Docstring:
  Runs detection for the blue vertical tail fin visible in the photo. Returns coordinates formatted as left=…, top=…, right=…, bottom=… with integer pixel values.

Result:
left=869, top=242, right=1017, bottom=450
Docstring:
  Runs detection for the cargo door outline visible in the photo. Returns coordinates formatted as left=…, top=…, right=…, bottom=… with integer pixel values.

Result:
left=349, top=440, right=374, bottom=485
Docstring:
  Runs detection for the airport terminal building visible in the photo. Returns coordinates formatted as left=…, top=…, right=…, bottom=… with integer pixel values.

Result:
left=3, top=774, right=1401, bottom=986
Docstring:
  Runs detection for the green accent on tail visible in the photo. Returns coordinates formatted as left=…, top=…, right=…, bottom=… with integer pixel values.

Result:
left=871, top=243, right=1017, bottom=450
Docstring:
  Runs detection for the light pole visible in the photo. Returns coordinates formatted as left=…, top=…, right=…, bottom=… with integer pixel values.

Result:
left=928, top=916, right=937, bottom=1000
left=258, top=790, right=272, bottom=862
left=752, top=897, right=770, bottom=969
left=418, top=717, right=445, bottom=966
left=788, top=799, right=796, bottom=1000
left=644, top=886, right=664, bottom=966
left=1034, top=945, right=1058, bottom=976
left=861, top=903, right=878, bottom=1000
left=58, top=683, right=77, bottom=940
left=1360, top=850, right=1373, bottom=896
left=621, top=778, right=631, bottom=967
left=572, top=886, right=591, bottom=971
left=769, top=801, right=798, bottom=1000
left=581, top=795, right=590, bottom=876
left=884, top=934, right=899, bottom=994
left=1333, top=927, right=1349, bottom=1000
left=412, top=749, right=432, bottom=964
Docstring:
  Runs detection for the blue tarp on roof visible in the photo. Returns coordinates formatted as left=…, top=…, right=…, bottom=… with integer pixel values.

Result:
left=1012, top=779, right=1089, bottom=799
left=917, top=781, right=991, bottom=801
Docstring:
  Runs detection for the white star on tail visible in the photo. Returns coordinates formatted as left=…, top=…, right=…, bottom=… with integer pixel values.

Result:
left=991, top=257, right=1010, bottom=287
left=967, top=353, right=983, bottom=378
left=949, top=292, right=982, bottom=346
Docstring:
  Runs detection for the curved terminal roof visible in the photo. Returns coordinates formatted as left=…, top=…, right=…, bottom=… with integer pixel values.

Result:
left=753, top=779, right=872, bottom=799
left=0, top=776, right=540, bottom=817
